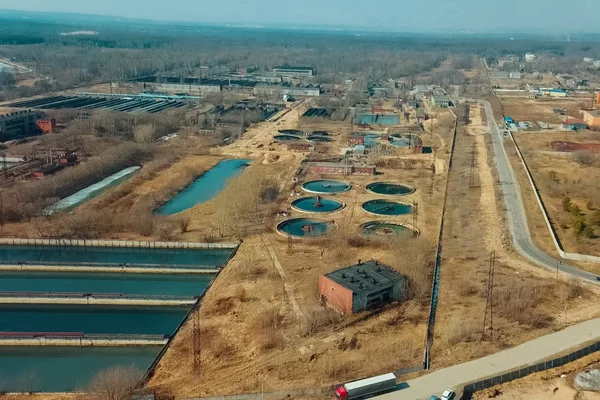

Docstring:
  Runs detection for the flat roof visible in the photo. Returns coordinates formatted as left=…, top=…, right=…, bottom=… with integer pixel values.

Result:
left=325, top=260, right=404, bottom=294
left=583, top=109, right=600, bottom=117
left=432, top=94, right=451, bottom=101
left=273, top=66, right=314, bottom=71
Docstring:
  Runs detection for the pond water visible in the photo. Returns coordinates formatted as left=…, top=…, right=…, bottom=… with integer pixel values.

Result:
left=301, top=180, right=351, bottom=194
left=0, top=304, right=189, bottom=335
left=277, top=218, right=336, bottom=238
left=0, top=244, right=232, bottom=268
left=0, top=346, right=162, bottom=392
left=362, top=200, right=414, bottom=216
left=0, top=271, right=213, bottom=296
left=156, top=159, right=250, bottom=215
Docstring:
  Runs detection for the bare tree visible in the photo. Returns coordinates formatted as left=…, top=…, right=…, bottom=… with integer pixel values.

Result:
left=88, top=366, right=143, bottom=400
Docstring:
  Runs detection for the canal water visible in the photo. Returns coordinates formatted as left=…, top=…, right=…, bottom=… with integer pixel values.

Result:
left=0, top=244, right=231, bottom=267
left=0, top=346, right=162, bottom=392
left=157, top=159, right=251, bottom=215
left=0, top=304, right=189, bottom=335
left=0, top=271, right=213, bottom=296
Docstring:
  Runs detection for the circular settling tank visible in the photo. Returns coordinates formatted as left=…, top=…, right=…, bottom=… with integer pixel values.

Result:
left=274, top=135, right=302, bottom=141
left=278, top=129, right=304, bottom=136
left=366, top=182, right=415, bottom=196
left=306, top=135, right=333, bottom=143
left=291, top=196, right=344, bottom=213
left=277, top=218, right=337, bottom=238
left=360, top=221, right=418, bottom=240
left=302, top=180, right=351, bottom=194
left=312, top=130, right=329, bottom=136
left=362, top=199, right=414, bottom=216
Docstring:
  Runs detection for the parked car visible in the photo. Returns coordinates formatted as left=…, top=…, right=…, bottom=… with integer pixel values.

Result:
left=441, top=389, right=455, bottom=400
left=430, top=396, right=440, bottom=400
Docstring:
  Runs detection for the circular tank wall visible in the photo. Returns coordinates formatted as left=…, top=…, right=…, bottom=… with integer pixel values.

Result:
left=291, top=196, right=344, bottom=213
left=302, top=180, right=351, bottom=194
left=277, top=218, right=337, bottom=238
left=360, top=221, right=418, bottom=240
left=274, top=135, right=302, bottom=141
left=362, top=199, right=414, bottom=216
left=366, top=182, right=415, bottom=196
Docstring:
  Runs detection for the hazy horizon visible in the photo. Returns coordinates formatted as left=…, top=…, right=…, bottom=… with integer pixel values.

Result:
left=0, top=0, right=599, bottom=33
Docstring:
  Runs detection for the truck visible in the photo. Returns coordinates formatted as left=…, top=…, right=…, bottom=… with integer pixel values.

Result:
left=335, top=373, right=397, bottom=400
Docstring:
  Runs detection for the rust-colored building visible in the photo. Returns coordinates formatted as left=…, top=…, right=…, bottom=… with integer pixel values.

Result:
left=311, top=162, right=376, bottom=176
left=319, top=260, right=407, bottom=314
left=36, top=118, right=56, bottom=134
left=347, top=135, right=365, bottom=146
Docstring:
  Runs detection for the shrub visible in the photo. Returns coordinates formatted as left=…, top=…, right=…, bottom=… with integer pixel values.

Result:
left=257, top=330, right=285, bottom=351
left=570, top=204, right=582, bottom=217
left=562, top=197, right=572, bottom=212
left=573, top=218, right=586, bottom=238
left=177, top=215, right=191, bottom=234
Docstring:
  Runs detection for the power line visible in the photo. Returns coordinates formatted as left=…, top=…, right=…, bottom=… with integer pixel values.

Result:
left=483, top=251, right=496, bottom=340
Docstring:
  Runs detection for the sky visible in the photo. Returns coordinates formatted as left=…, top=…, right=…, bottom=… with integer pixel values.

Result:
left=0, top=0, right=598, bottom=32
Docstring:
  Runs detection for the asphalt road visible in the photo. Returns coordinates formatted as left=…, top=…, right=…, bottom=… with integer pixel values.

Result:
left=480, top=100, right=599, bottom=284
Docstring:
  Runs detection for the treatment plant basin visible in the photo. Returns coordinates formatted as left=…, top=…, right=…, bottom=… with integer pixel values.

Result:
left=302, top=179, right=351, bottom=194
left=306, top=135, right=333, bottom=143
left=291, top=196, right=344, bottom=213
left=362, top=199, right=414, bottom=216
left=366, top=182, right=415, bottom=196
left=274, top=134, right=302, bottom=141
left=277, top=218, right=337, bottom=238
left=278, top=129, right=304, bottom=136
left=360, top=221, right=418, bottom=240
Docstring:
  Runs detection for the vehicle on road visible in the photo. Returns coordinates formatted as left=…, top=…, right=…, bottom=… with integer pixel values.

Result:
left=441, top=389, right=455, bottom=400
left=335, top=373, right=397, bottom=400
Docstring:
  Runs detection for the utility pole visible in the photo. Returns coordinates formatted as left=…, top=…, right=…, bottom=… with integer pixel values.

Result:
left=412, top=201, right=418, bottom=231
left=483, top=251, right=496, bottom=340
left=469, top=144, right=477, bottom=189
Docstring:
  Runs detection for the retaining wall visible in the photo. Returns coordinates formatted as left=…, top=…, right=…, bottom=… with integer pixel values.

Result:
left=0, top=238, right=238, bottom=249
left=0, top=334, right=168, bottom=347
left=508, top=131, right=600, bottom=264
left=0, top=264, right=220, bottom=274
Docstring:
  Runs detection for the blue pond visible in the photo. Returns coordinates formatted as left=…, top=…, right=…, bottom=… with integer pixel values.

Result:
left=0, top=346, right=162, bottom=392
left=291, top=197, right=344, bottom=213
left=0, top=245, right=232, bottom=268
left=277, top=218, right=336, bottom=237
left=0, top=271, right=213, bottom=296
left=362, top=200, right=414, bottom=216
left=302, top=180, right=351, bottom=194
left=157, top=159, right=250, bottom=215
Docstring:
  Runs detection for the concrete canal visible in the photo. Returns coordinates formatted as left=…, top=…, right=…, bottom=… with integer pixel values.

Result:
left=0, top=242, right=237, bottom=392
left=0, top=346, right=162, bottom=392
left=156, top=159, right=251, bottom=215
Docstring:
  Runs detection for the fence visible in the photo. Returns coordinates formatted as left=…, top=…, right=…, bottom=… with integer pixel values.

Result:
left=423, top=108, right=460, bottom=369
left=462, top=340, right=600, bottom=398
left=0, top=238, right=238, bottom=250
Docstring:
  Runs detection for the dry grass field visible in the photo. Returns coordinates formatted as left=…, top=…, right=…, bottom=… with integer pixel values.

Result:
left=499, top=97, right=589, bottom=125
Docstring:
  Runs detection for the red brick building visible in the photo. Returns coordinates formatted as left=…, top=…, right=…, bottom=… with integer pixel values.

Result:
left=310, top=162, right=376, bottom=176
left=319, top=260, right=406, bottom=314
left=36, top=118, right=56, bottom=134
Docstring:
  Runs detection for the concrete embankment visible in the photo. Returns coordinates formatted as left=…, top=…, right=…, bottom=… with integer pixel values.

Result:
left=0, top=294, right=197, bottom=306
left=0, top=237, right=238, bottom=249
left=0, top=263, right=220, bottom=274
left=0, top=335, right=168, bottom=347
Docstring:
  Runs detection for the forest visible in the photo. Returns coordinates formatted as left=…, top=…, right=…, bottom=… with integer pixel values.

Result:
left=2, top=10, right=600, bottom=100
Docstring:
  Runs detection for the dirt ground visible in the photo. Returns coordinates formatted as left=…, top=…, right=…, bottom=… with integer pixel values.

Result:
left=510, top=131, right=600, bottom=261
left=146, top=103, right=452, bottom=397
left=499, top=97, right=590, bottom=125
left=475, top=353, right=600, bottom=400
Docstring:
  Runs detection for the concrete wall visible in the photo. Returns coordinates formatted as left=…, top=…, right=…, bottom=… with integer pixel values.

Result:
left=319, top=275, right=353, bottom=314
left=0, top=238, right=238, bottom=249
left=0, top=336, right=167, bottom=347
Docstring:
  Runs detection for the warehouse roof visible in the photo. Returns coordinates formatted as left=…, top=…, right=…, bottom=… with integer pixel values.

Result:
left=325, top=260, right=404, bottom=294
left=273, top=66, right=314, bottom=71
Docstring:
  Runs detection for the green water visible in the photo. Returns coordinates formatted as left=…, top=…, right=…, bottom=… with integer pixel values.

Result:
left=366, top=182, right=415, bottom=196
left=291, top=197, right=344, bottom=213
left=156, top=159, right=250, bottom=215
left=0, top=244, right=231, bottom=267
left=361, top=222, right=417, bottom=240
left=0, top=346, right=162, bottom=392
left=362, top=200, right=414, bottom=216
left=0, top=271, right=213, bottom=296
left=302, top=180, right=351, bottom=194
left=0, top=304, right=189, bottom=335
left=277, top=218, right=334, bottom=237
